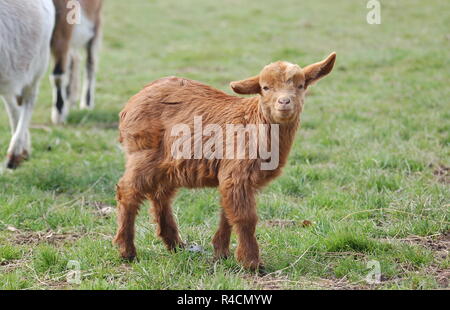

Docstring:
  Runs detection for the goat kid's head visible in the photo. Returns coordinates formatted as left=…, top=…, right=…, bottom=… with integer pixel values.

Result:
left=230, top=52, right=336, bottom=124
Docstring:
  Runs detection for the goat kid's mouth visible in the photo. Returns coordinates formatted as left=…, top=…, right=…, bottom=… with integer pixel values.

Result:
left=275, top=106, right=294, bottom=116
left=276, top=107, right=293, bottom=112
left=274, top=109, right=296, bottom=122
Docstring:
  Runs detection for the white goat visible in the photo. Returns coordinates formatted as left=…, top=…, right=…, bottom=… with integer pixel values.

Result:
left=51, top=0, right=103, bottom=124
left=0, top=0, right=55, bottom=169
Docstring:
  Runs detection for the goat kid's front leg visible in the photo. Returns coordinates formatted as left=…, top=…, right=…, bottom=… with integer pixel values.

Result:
left=220, top=183, right=262, bottom=270
left=212, top=210, right=232, bottom=259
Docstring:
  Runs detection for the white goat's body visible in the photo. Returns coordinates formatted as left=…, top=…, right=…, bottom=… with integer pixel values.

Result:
left=0, top=0, right=55, bottom=168
left=0, top=0, right=54, bottom=95
left=71, top=10, right=96, bottom=48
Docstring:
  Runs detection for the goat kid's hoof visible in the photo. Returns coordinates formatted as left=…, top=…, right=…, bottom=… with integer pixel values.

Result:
left=248, top=263, right=266, bottom=276
left=114, top=240, right=137, bottom=261
left=166, top=241, right=186, bottom=253
left=6, top=151, right=29, bottom=169
left=238, top=258, right=264, bottom=272
left=119, top=249, right=136, bottom=262
left=121, top=255, right=137, bottom=263
left=255, top=265, right=267, bottom=276
left=248, top=262, right=265, bottom=273
left=213, top=248, right=230, bottom=260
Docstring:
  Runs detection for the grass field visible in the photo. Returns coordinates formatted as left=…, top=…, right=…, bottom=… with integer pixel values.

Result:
left=0, top=0, right=449, bottom=290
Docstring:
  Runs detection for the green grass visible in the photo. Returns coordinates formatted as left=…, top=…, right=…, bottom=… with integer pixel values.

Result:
left=0, top=0, right=449, bottom=290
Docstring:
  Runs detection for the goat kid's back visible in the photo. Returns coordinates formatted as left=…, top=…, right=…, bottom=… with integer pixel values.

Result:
left=119, top=77, right=253, bottom=154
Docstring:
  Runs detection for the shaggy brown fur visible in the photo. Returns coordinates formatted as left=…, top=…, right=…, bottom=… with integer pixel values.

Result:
left=114, top=53, right=336, bottom=270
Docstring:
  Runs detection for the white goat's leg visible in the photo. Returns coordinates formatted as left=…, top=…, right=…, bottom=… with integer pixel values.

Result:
left=2, top=95, right=20, bottom=134
left=6, top=85, right=38, bottom=169
left=51, top=69, right=70, bottom=124
left=3, top=95, right=31, bottom=155
left=67, top=51, right=81, bottom=106
left=80, top=31, right=100, bottom=110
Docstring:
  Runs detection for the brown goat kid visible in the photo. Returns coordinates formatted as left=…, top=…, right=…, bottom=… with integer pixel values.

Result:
left=114, top=53, right=336, bottom=270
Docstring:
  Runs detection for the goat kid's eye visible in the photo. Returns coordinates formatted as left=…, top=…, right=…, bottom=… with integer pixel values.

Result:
left=298, top=84, right=305, bottom=90
left=263, top=86, right=270, bottom=91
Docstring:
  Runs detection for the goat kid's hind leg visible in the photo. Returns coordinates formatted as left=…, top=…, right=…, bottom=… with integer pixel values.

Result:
left=80, top=31, right=100, bottom=110
left=6, top=85, right=38, bottom=169
left=113, top=179, right=145, bottom=260
left=212, top=210, right=232, bottom=259
left=149, top=189, right=184, bottom=252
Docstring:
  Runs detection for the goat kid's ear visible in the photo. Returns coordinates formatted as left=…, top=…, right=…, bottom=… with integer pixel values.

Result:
left=303, top=52, right=336, bottom=87
left=230, top=75, right=261, bottom=95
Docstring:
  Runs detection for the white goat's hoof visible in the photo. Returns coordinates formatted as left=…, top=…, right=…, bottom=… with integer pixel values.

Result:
left=6, top=150, right=29, bottom=170
left=80, top=102, right=95, bottom=111
left=51, top=111, right=68, bottom=125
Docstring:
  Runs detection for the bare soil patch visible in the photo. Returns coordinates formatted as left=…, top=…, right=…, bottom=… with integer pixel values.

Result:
left=13, top=230, right=83, bottom=246
left=383, top=231, right=449, bottom=288
left=395, top=231, right=449, bottom=257
left=246, top=273, right=368, bottom=290
left=263, top=219, right=313, bottom=228
left=432, top=164, right=450, bottom=184
left=5, top=226, right=83, bottom=246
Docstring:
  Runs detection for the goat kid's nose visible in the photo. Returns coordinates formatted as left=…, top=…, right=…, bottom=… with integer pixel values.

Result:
left=278, top=97, right=291, bottom=105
